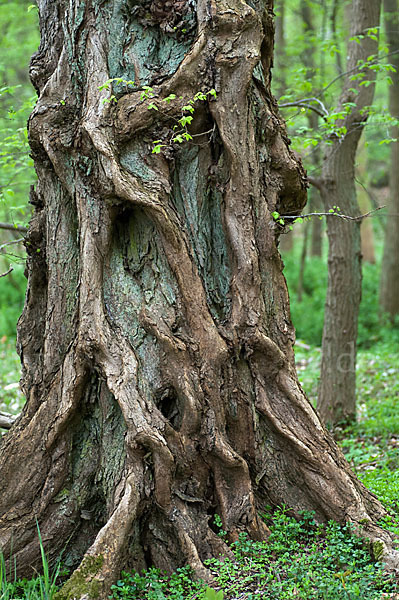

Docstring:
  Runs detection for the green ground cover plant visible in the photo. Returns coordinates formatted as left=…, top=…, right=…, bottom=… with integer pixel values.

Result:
left=108, top=509, right=397, bottom=599
left=296, top=341, right=399, bottom=535
left=0, top=524, right=62, bottom=600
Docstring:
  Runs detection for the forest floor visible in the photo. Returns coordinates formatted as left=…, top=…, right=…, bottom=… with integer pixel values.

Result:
left=1, top=337, right=398, bottom=599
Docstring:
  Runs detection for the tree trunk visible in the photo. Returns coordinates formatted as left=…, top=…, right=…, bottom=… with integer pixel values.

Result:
left=317, top=0, right=381, bottom=427
left=273, top=0, right=286, bottom=101
left=0, top=1, right=397, bottom=598
left=357, top=135, right=376, bottom=264
left=379, top=0, right=399, bottom=317
left=300, top=0, right=323, bottom=258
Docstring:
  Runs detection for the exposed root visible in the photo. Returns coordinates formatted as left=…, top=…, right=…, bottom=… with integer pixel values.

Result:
left=54, top=474, right=139, bottom=600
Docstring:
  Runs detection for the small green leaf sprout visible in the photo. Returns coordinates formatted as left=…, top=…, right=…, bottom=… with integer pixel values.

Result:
left=141, top=85, right=155, bottom=101
left=163, top=93, right=177, bottom=104
left=98, top=77, right=135, bottom=104
left=152, top=141, right=166, bottom=154
left=204, top=587, right=224, bottom=600
left=151, top=88, right=217, bottom=153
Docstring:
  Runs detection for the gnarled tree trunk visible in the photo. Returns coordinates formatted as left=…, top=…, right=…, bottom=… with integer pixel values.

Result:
left=0, top=1, right=397, bottom=598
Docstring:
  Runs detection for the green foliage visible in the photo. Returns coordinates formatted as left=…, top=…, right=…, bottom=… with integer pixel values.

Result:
left=0, top=263, right=26, bottom=337
left=109, top=565, right=204, bottom=600
left=204, top=509, right=396, bottom=600
left=110, top=509, right=396, bottom=599
left=296, top=339, right=399, bottom=531
left=0, top=524, right=62, bottom=600
left=283, top=246, right=399, bottom=348
left=149, top=88, right=217, bottom=154
left=204, top=588, right=223, bottom=600
left=0, top=3, right=39, bottom=281
left=0, top=86, right=35, bottom=215
left=274, top=2, right=396, bottom=163
left=0, top=0, right=39, bottom=227
left=98, top=75, right=216, bottom=154
left=0, top=335, right=24, bottom=415
left=284, top=251, right=327, bottom=346
left=340, top=344, right=399, bottom=522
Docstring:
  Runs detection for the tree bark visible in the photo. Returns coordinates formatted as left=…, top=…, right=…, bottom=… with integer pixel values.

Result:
left=0, top=1, right=397, bottom=598
left=379, top=0, right=399, bottom=317
left=317, top=0, right=381, bottom=427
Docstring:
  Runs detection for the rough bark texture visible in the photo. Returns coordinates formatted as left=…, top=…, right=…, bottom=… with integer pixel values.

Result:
left=317, top=0, right=381, bottom=427
left=379, top=0, right=399, bottom=317
left=0, top=1, right=397, bottom=598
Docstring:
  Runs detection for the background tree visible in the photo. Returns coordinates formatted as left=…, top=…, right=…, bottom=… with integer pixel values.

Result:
left=379, top=0, right=399, bottom=318
left=0, top=1, right=398, bottom=599
left=0, top=1, right=37, bottom=328
left=316, top=0, right=382, bottom=427
left=274, top=0, right=397, bottom=357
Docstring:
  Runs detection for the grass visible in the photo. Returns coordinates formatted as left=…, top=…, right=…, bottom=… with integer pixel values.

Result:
left=0, top=524, right=62, bottom=600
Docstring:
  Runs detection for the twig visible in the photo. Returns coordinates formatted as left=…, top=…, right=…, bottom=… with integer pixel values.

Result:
left=279, top=101, right=327, bottom=119
left=279, top=97, right=329, bottom=118
left=0, top=266, right=13, bottom=278
left=280, top=205, right=386, bottom=223
left=0, top=411, right=19, bottom=430
left=0, top=222, right=28, bottom=233
left=0, top=238, right=24, bottom=252
left=320, top=48, right=399, bottom=95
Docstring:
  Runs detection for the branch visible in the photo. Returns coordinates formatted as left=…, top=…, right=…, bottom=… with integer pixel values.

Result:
left=307, top=176, right=324, bottom=191
left=0, top=266, right=13, bottom=278
left=0, top=238, right=24, bottom=252
left=0, top=222, right=28, bottom=233
left=321, top=48, right=399, bottom=96
left=0, top=411, right=18, bottom=430
left=280, top=205, right=386, bottom=223
left=279, top=102, right=327, bottom=119
left=279, top=97, right=329, bottom=118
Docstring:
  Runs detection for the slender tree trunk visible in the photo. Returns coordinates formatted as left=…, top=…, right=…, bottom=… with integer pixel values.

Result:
left=310, top=200, right=323, bottom=256
left=0, top=2, right=397, bottom=599
left=300, top=0, right=323, bottom=257
left=330, top=0, right=344, bottom=75
left=379, top=0, right=399, bottom=317
left=274, top=0, right=286, bottom=101
left=296, top=219, right=309, bottom=304
left=358, top=136, right=376, bottom=264
left=317, top=0, right=381, bottom=427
